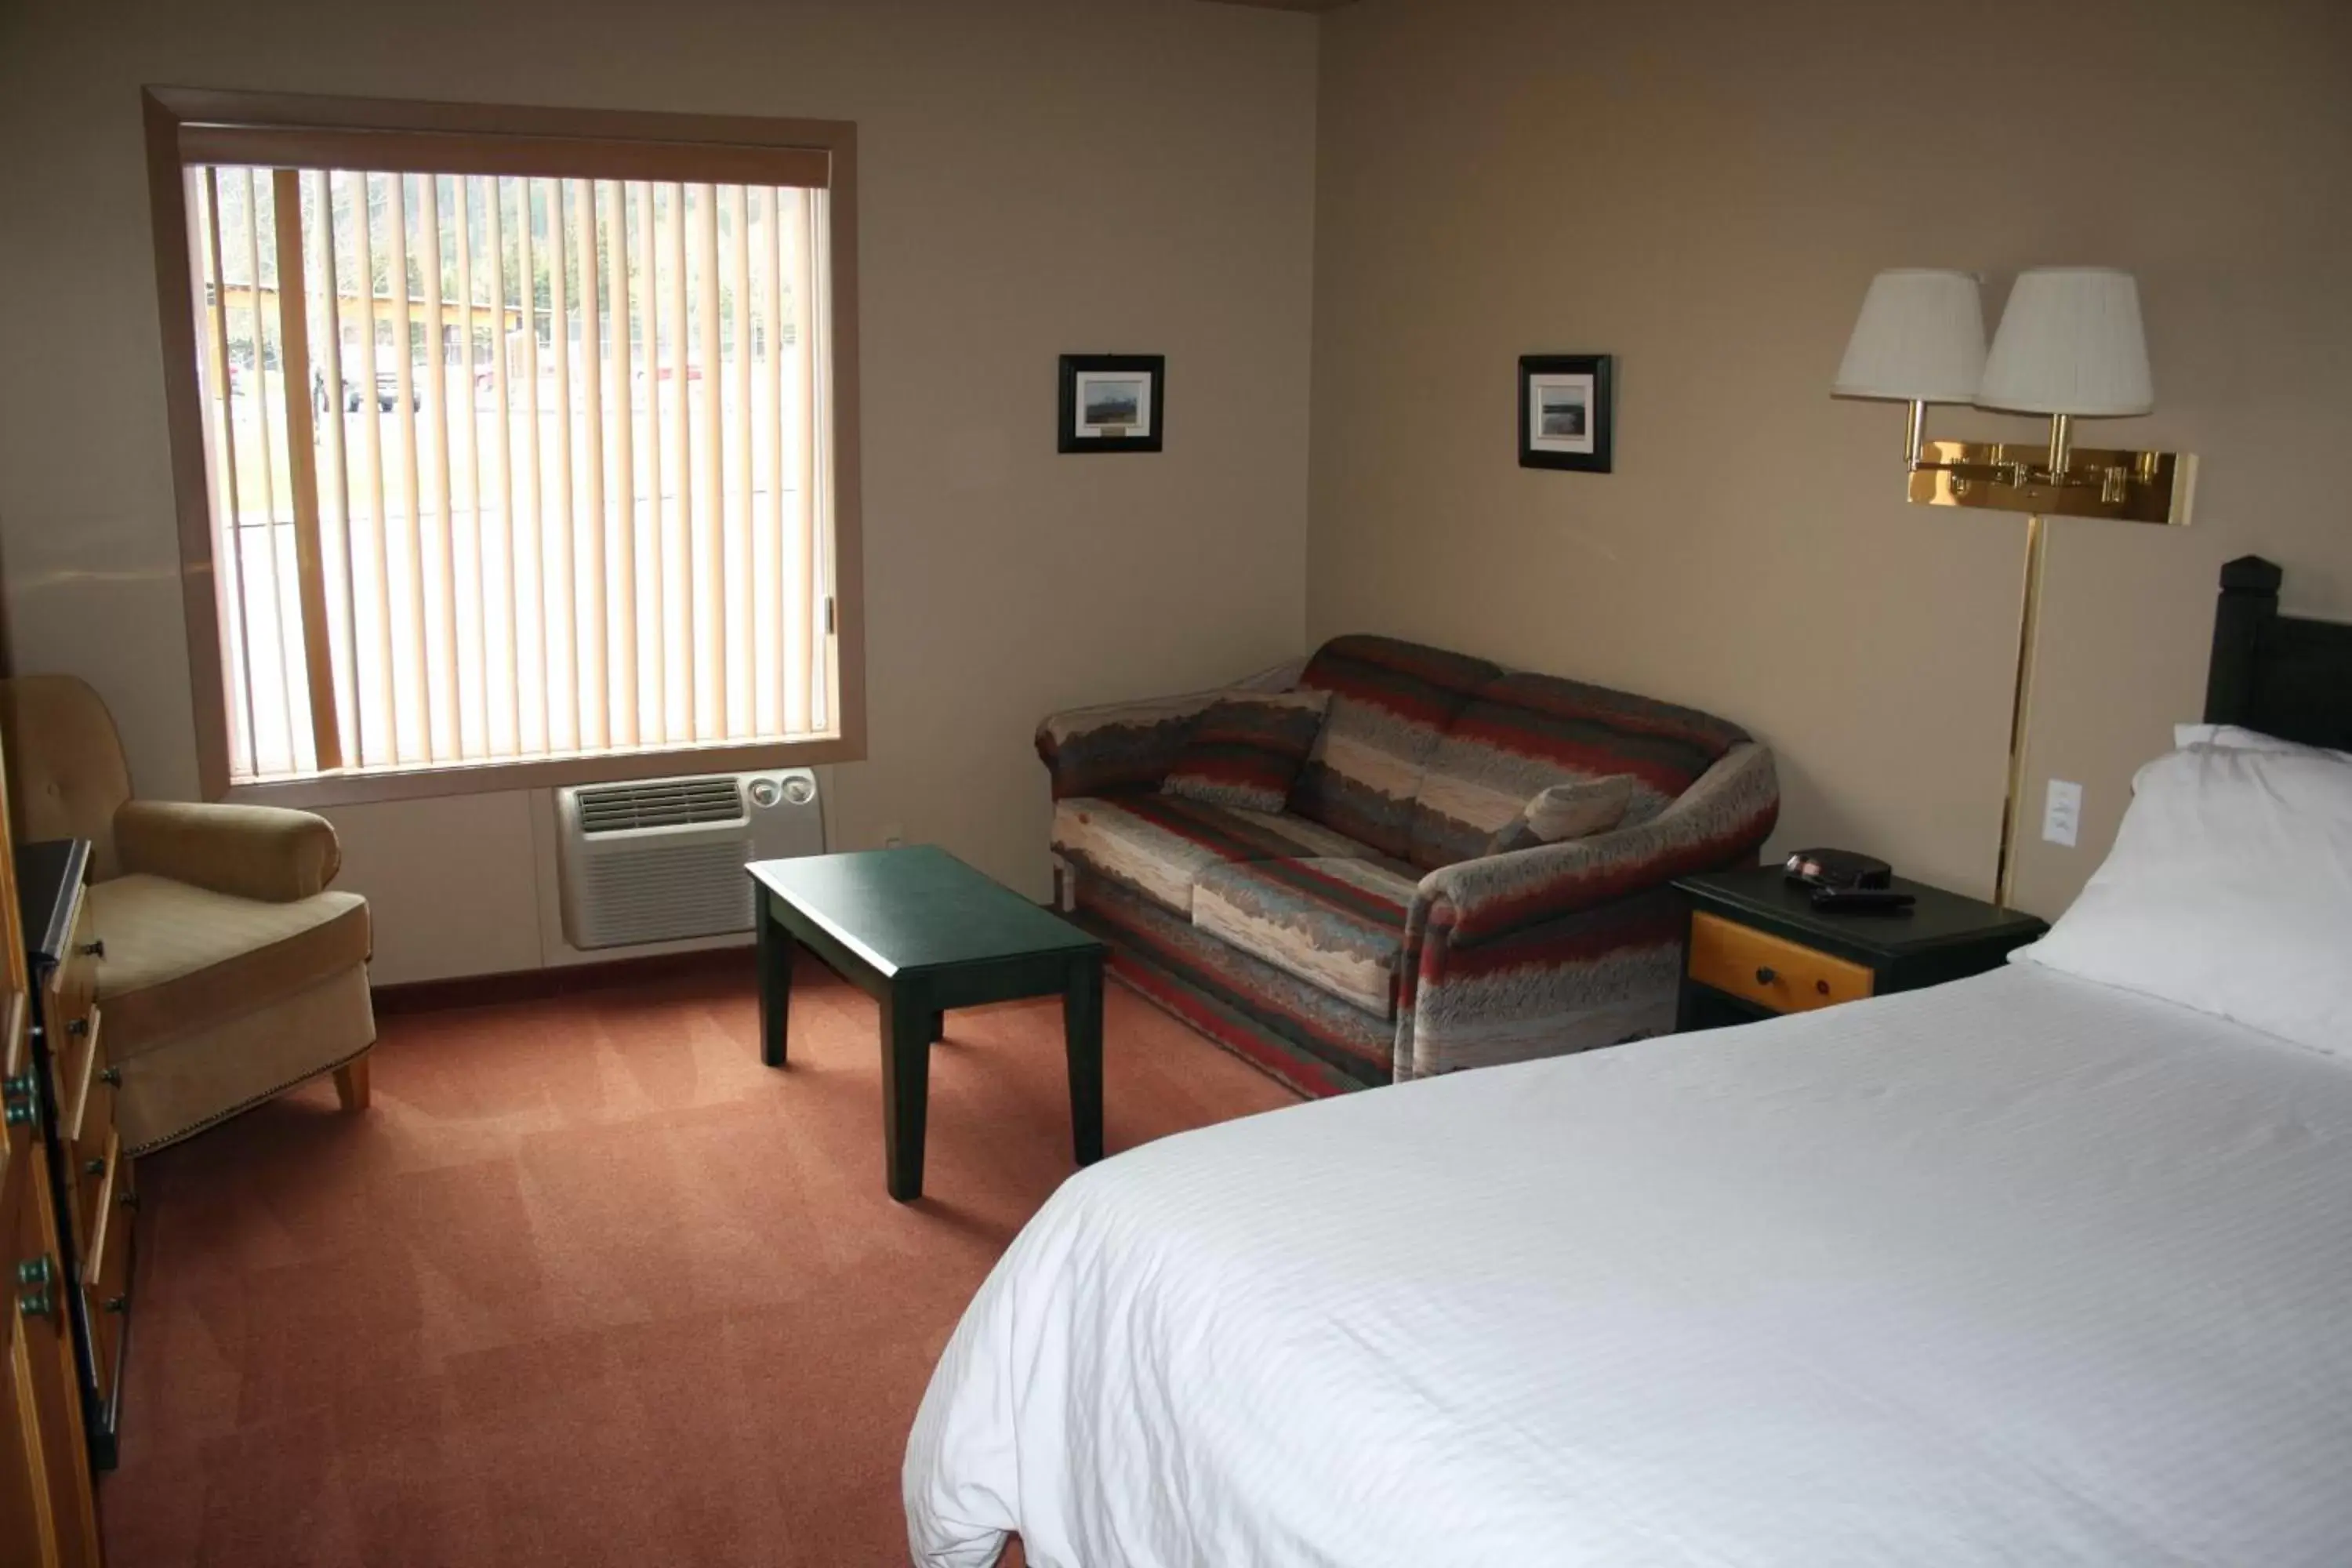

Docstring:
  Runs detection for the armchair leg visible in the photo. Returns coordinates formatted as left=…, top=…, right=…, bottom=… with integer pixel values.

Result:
left=332, top=1053, right=372, bottom=1112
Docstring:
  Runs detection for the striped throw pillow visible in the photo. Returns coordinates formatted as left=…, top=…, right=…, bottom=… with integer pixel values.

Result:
left=1161, top=691, right=1333, bottom=814
left=1485, top=775, right=1633, bottom=855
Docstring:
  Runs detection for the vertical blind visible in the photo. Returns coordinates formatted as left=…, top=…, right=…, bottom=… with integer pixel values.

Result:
left=183, top=162, right=836, bottom=782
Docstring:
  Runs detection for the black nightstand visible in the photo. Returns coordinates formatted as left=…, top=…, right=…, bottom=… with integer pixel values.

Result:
left=1672, top=866, right=2048, bottom=1032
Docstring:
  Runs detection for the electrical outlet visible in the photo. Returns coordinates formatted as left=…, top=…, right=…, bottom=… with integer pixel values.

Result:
left=880, top=822, right=906, bottom=849
left=2041, top=779, right=2082, bottom=848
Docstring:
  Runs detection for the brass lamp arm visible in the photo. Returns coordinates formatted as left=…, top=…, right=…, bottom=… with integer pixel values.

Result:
left=1900, top=404, right=2146, bottom=506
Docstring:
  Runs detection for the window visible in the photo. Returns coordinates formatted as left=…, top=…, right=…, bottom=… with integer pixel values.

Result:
left=143, top=89, right=862, bottom=802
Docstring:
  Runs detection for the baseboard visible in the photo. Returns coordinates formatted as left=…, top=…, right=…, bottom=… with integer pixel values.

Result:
left=372, top=945, right=752, bottom=1015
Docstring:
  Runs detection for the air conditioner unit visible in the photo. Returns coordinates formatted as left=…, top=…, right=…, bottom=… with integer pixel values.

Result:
left=555, top=769, right=824, bottom=950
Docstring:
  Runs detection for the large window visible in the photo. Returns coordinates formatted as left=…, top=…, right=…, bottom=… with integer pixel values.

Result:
left=143, top=90, right=862, bottom=802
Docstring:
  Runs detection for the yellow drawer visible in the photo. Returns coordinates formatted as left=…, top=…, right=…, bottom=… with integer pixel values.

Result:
left=1688, top=911, right=1875, bottom=1014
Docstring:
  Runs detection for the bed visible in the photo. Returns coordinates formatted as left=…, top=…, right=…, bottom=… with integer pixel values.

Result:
left=903, top=557, right=2352, bottom=1567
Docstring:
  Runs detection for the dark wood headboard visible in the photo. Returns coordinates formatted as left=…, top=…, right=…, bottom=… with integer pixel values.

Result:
left=2204, top=556, right=2352, bottom=750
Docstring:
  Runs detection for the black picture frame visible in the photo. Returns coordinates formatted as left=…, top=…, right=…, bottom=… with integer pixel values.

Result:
left=1058, top=354, right=1165, bottom=454
left=1519, top=354, right=1613, bottom=473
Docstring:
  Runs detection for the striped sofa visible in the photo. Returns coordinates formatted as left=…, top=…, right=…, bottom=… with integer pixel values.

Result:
left=1040, top=636, right=1779, bottom=1096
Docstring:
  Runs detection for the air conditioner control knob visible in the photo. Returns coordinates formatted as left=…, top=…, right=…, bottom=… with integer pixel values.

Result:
left=782, top=776, right=816, bottom=806
left=747, top=778, right=782, bottom=808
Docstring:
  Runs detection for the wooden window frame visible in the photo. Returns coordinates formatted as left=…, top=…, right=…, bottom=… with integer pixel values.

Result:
left=142, top=85, right=866, bottom=807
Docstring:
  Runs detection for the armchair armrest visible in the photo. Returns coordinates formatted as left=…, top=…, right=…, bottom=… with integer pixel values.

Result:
left=113, top=799, right=343, bottom=902
left=1035, top=658, right=1305, bottom=800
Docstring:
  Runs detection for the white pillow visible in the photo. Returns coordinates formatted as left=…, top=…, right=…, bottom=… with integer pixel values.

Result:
left=2172, top=721, right=2351, bottom=763
left=2017, top=743, right=2352, bottom=1054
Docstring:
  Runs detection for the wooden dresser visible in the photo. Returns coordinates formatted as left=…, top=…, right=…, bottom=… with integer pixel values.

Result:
left=2, top=835, right=105, bottom=1559
left=20, top=840, right=134, bottom=1471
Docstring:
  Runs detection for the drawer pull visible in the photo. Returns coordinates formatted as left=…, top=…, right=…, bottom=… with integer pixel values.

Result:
left=1816, top=978, right=1831, bottom=996
left=103, top=1294, right=129, bottom=1315
left=15, top=1255, right=55, bottom=1319
left=1755, top=965, right=1777, bottom=985
left=67, top=1018, right=90, bottom=1037
left=83, top=1156, right=105, bottom=1178
left=78, top=939, right=105, bottom=959
left=119, top=1190, right=140, bottom=1212
left=100, top=1067, right=121, bottom=1087
left=2, top=1071, right=35, bottom=1128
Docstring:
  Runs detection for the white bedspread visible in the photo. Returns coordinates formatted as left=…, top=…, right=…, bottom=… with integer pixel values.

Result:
left=904, top=966, right=2352, bottom=1566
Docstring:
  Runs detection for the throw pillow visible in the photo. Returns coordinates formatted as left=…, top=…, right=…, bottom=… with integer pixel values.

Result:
left=1485, top=775, right=1634, bottom=855
left=1160, top=690, right=1332, bottom=814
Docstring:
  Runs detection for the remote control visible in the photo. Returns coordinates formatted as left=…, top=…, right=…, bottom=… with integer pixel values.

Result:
left=1809, top=886, right=1916, bottom=914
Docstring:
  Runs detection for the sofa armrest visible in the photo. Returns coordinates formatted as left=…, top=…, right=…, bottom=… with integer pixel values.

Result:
left=1035, top=658, right=1305, bottom=800
left=1408, top=742, right=1780, bottom=949
left=1388, top=743, right=1777, bottom=1081
left=113, top=799, right=343, bottom=902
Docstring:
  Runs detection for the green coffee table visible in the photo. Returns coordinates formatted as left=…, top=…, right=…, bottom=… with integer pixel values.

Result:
left=746, top=845, right=1109, bottom=1201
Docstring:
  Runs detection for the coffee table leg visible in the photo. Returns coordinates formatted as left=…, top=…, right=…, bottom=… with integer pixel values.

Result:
left=1065, top=955, right=1105, bottom=1167
left=757, top=887, right=793, bottom=1068
left=880, top=989, right=931, bottom=1202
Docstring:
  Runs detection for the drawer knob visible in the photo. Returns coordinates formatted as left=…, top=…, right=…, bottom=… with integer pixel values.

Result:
left=1816, top=978, right=1831, bottom=996
left=84, top=1156, right=105, bottom=1178
left=1755, top=965, right=1777, bottom=985
left=100, top=1067, right=121, bottom=1087
left=103, top=1294, right=129, bottom=1315
left=67, top=1018, right=89, bottom=1037
left=78, top=939, right=105, bottom=959
left=119, top=1190, right=140, bottom=1211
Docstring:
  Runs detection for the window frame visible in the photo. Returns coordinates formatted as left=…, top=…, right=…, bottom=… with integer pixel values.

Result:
left=141, top=85, right=865, bottom=806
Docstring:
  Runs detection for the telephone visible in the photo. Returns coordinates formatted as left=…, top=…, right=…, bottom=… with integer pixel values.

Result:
left=1782, top=848, right=1893, bottom=891
left=1782, top=848, right=1914, bottom=913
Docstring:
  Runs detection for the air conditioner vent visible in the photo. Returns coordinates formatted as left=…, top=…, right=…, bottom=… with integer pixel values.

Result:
left=555, top=769, right=824, bottom=951
left=575, top=776, right=745, bottom=834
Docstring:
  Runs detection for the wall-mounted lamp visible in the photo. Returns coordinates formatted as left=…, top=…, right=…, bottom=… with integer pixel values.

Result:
left=1835, top=266, right=2194, bottom=524
left=1833, top=266, right=2197, bottom=907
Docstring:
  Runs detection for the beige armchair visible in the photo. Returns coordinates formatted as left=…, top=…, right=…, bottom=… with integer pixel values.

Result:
left=0, top=676, right=374, bottom=1154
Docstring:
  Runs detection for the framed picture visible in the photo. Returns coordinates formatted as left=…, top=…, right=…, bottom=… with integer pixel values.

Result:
left=1059, top=354, right=1164, bottom=454
left=1519, top=354, right=1613, bottom=472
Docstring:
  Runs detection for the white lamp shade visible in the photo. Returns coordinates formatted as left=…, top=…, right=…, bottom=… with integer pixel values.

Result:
left=1832, top=268, right=1987, bottom=403
left=1976, top=267, right=2154, bottom=416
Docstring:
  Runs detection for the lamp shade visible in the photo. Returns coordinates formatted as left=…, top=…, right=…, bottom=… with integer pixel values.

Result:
left=1976, top=267, right=2154, bottom=416
left=1831, top=268, right=1986, bottom=403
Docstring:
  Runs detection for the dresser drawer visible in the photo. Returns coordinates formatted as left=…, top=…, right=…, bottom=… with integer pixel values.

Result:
left=1688, top=911, right=1875, bottom=1014
left=61, top=1004, right=108, bottom=1153
left=44, top=976, right=96, bottom=1119
left=68, top=1064, right=113, bottom=1246
left=82, top=1142, right=133, bottom=1410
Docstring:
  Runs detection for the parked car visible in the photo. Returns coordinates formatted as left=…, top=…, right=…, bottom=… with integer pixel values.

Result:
left=312, top=367, right=420, bottom=413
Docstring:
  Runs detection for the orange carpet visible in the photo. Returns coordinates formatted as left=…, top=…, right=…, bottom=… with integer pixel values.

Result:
left=99, top=956, right=1299, bottom=1566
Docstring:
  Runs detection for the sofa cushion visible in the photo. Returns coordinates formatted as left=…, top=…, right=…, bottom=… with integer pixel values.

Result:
left=1161, top=689, right=1330, bottom=814
left=1291, top=636, right=1504, bottom=861
left=1406, top=673, right=1751, bottom=868
left=85, top=874, right=372, bottom=1056
left=1486, top=775, right=1635, bottom=855
left=1053, top=795, right=1397, bottom=917
left=1192, top=856, right=1418, bottom=1020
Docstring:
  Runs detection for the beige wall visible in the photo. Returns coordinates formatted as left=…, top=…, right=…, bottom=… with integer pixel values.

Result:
left=0, top=0, right=1318, bottom=982
left=1308, top=0, right=2352, bottom=915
